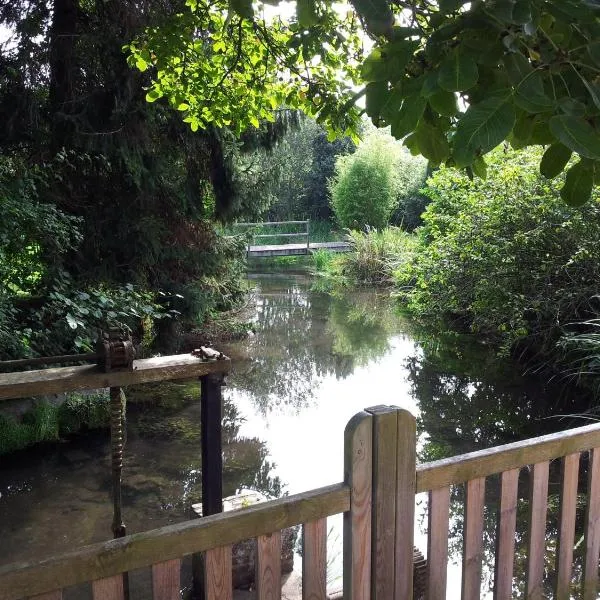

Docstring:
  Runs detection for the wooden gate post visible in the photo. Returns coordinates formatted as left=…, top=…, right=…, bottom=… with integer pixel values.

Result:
left=344, top=411, right=373, bottom=600
left=343, top=406, right=417, bottom=600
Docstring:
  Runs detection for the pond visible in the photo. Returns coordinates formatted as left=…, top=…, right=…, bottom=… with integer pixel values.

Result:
left=0, top=272, right=593, bottom=598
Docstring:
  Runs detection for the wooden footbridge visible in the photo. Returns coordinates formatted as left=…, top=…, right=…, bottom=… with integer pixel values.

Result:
left=2, top=354, right=600, bottom=599
left=233, top=220, right=351, bottom=257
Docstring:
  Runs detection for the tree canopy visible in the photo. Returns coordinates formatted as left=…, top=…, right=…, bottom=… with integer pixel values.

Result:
left=130, top=0, right=600, bottom=204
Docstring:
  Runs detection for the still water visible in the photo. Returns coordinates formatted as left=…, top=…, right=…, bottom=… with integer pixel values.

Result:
left=0, top=273, right=593, bottom=597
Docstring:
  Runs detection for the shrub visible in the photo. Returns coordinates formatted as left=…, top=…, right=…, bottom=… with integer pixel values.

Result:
left=396, top=146, right=600, bottom=355
left=330, top=134, right=399, bottom=230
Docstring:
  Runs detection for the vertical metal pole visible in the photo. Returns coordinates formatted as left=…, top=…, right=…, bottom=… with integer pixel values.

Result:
left=193, top=372, right=225, bottom=599
left=110, top=385, right=129, bottom=598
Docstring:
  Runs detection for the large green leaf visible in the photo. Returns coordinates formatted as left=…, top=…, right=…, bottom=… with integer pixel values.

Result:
left=560, top=161, right=594, bottom=206
left=361, top=49, right=388, bottom=82
left=349, top=0, right=393, bottom=36
left=453, top=94, right=516, bottom=166
left=415, top=122, right=450, bottom=165
left=439, top=0, right=465, bottom=12
left=485, top=0, right=515, bottom=23
left=429, top=90, right=458, bottom=116
left=504, top=52, right=554, bottom=113
left=512, top=0, right=532, bottom=24
left=589, top=41, right=600, bottom=66
left=540, top=143, right=572, bottom=179
left=365, top=82, right=389, bottom=120
left=549, top=115, right=600, bottom=160
left=297, top=0, right=318, bottom=28
left=438, top=50, right=479, bottom=92
left=390, top=95, right=426, bottom=139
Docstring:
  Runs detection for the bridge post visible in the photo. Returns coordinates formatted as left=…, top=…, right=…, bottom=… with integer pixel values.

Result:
left=306, top=219, right=310, bottom=252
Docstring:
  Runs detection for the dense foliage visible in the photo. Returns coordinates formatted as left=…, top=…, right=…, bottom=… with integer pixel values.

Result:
left=396, top=146, right=600, bottom=357
left=131, top=0, right=600, bottom=204
left=330, top=134, right=399, bottom=230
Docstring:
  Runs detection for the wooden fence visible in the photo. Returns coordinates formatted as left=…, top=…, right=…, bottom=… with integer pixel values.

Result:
left=2, top=405, right=600, bottom=599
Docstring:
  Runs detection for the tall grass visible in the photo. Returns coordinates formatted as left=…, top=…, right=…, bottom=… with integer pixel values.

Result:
left=311, top=227, right=416, bottom=286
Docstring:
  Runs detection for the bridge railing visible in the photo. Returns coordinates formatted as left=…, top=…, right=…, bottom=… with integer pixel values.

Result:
left=233, top=220, right=310, bottom=252
left=3, top=406, right=600, bottom=599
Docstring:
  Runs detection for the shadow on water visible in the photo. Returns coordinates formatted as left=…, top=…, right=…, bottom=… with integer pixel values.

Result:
left=0, top=272, right=597, bottom=598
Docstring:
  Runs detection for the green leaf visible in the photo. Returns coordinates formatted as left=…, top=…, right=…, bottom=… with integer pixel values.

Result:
left=549, top=115, right=600, bottom=160
left=361, top=49, right=388, bottom=82
left=428, top=90, right=458, bottom=116
left=403, top=132, right=420, bottom=155
left=135, top=57, right=148, bottom=72
left=415, top=122, right=450, bottom=165
left=390, top=95, right=427, bottom=139
left=66, top=314, right=78, bottom=330
left=486, top=0, right=515, bottom=22
left=177, top=103, right=190, bottom=111
left=559, top=97, right=587, bottom=117
left=438, top=50, right=479, bottom=92
left=453, top=94, right=516, bottom=167
left=365, top=82, right=389, bottom=120
left=145, top=89, right=162, bottom=103
left=297, top=0, right=318, bottom=28
left=349, top=0, right=393, bottom=36
left=229, top=0, right=254, bottom=19
left=540, top=143, right=572, bottom=179
left=560, top=161, right=594, bottom=206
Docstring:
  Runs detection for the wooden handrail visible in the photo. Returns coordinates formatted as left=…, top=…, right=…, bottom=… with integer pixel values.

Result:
left=416, top=421, right=600, bottom=492
left=233, top=220, right=309, bottom=227
left=0, top=353, right=231, bottom=401
left=0, top=483, right=349, bottom=600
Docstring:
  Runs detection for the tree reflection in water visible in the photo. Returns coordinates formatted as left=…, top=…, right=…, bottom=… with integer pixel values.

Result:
left=225, top=277, right=403, bottom=414
left=409, top=331, right=595, bottom=598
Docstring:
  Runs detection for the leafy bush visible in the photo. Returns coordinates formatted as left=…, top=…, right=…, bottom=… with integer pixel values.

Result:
left=330, top=134, right=400, bottom=230
left=396, top=146, right=600, bottom=355
left=390, top=154, right=429, bottom=231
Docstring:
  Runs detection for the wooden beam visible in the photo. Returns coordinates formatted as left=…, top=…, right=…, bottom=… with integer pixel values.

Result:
left=302, top=519, right=327, bottom=600
left=151, top=559, right=181, bottom=600
left=416, top=422, right=600, bottom=492
left=204, top=546, right=232, bottom=600
left=555, top=453, right=580, bottom=600
left=525, top=462, right=549, bottom=600
left=256, top=532, right=282, bottom=600
left=462, top=477, right=485, bottom=600
left=494, top=468, right=519, bottom=600
left=0, top=484, right=349, bottom=600
left=0, top=353, right=231, bottom=401
left=427, top=486, right=450, bottom=600
left=583, top=448, right=600, bottom=600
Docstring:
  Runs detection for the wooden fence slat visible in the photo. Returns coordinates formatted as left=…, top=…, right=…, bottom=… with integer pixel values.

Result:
left=555, top=453, right=580, bottom=600
left=30, top=592, right=62, bottom=600
left=367, top=406, right=398, bottom=600
left=427, top=486, right=450, bottom=600
left=151, top=559, right=181, bottom=600
left=395, top=409, right=416, bottom=600
left=256, top=532, right=282, bottom=600
left=583, top=447, right=600, bottom=600
left=302, top=519, right=327, bottom=600
left=91, top=574, right=125, bottom=600
left=462, top=477, right=485, bottom=600
left=343, top=411, right=373, bottom=600
left=525, top=461, right=549, bottom=600
left=205, top=546, right=232, bottom=600
left=494, top=468, right=519, bottom=600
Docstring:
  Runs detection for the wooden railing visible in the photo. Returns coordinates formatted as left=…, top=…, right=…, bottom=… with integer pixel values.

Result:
left=233, top=220, right=310, bottom=252
left=2, top=406, right=600, bottom=599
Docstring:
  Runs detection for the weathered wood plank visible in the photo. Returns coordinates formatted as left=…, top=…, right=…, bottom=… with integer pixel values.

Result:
left=395, top=409, right=416, bottom=600
left=525, top=461, right=549, bottom=600
left=583, top=447, right=600, bottom=600
left=494, top=468, right=519, bottom=600
left=0, top=483, right=349, bottom=600
left=427, top=486, right=450, bottom=600
left=416, top=422, right=600, bottom=492
left=302, top=519, right=327, bottom=600
left=204, top=546, right=232, bottom=600
left=343, top=411, right=372, bottom=600
left=30, top=592, right=62, bottom=600
left=462, top=477, right=485, bottom=600
left=0, top=353, right=231, bottom=401
left=555, top=453, right=579, bottom=600
left=92, top=574, right=124, bottom=600
left=152, top=559, right=181, bottom=600
left=367, top=405, right=398, bottom=600
left=257, top=532, right=282, bottom=600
